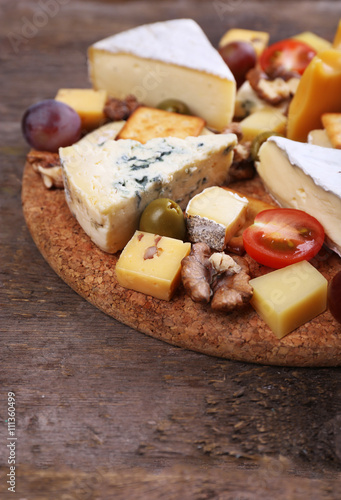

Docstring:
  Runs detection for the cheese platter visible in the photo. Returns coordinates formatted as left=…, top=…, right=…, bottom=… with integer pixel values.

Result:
left=21, top=19, right=341, bottom=366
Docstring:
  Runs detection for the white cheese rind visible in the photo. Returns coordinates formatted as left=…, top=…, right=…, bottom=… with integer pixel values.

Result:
left=92, top=19, right=234, bottom=81
left=268, top=136, right=341, bottom=198
left=257, top=137, right=341, bottom=256
left=88, top=20, right=236, bottom=131
left=59, top=134, right=237, bottom=253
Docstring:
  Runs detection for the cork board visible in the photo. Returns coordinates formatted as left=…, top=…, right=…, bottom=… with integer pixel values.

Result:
left=22, top=163, right=341, bottom=367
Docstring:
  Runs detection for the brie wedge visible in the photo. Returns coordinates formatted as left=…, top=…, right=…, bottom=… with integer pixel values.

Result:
left=257, top=137, right=341, bottom=256
left=88, top=19, right=236, bottom=131
left=59, top=134, right=237, bottom=253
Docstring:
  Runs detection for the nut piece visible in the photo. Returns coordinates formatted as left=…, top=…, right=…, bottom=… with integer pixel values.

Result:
left=247, top=68, right=300, bottom=106
left=211, top=255, right=253, bottom=312
left=181, top=243, right=253, bottom=312
left=181, top=242, right=213, bottom=303
left=37, top=165, right=64, bottom=189
left=209, top=252, right=241, bottom=274
left=104, top=94, right=141, bottom=121
left=27, top=149, right=63, bottom=189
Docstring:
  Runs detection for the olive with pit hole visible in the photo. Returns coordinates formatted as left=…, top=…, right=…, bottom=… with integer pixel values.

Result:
left=157, top=99, right=191, bottom=115
left=251, top=131, right=284, bottom=161
left=139, top=198, right=186, bottom=240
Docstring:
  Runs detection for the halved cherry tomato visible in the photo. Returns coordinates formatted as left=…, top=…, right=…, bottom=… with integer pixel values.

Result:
left=259, top=39, right=316, bottom=75
left=242, top=209, right=324, bottom=269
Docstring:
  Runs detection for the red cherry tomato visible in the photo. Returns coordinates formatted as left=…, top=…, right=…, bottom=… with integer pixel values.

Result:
left=259, top=39, right=316, bottom=75
left=242, top=209, right=325, bottom=269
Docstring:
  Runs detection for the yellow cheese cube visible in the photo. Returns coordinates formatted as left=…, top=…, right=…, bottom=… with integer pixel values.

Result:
left=115, top=231, right=191, bottom=301
left=55, top=88, right=108, bottom=130
left=307, top=129, right=333, bottom=148
left=293, top=32, right=331, bottom=53
left=186, top=186, right=249, bottom=251
left=287, top=50, right=341, bottom=142
left=333, top=19, right=341, bottom=49
left=240, top=108, right=287, bottom=142
left=249, top=261, right=328, bottom=339
left=219, top=28, right=269, bottom=56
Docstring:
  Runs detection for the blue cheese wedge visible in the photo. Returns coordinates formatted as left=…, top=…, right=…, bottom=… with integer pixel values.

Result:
left=257, top=137, right=341, bottom=256
left=59, top=134, right=237, bottom=253
left=88, top=19, right=236, bottom=131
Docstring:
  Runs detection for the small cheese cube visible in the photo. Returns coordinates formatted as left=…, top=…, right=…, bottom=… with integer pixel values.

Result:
left=219, top=28, right=269, bottom=56
left=240, top=108, right=287, bottom=142
left=307, top=129, right=333, bottom=148
left=55, top=88, right=108, bottom=130
left=115, top=231, right=191, bottom=301
left=186, top=186, right=249, bottom=251
left=234, top=81, right=289, bottom=119
left=293, top=32, right=331, bottom=53
left=249, top=261, right=328, bottom=339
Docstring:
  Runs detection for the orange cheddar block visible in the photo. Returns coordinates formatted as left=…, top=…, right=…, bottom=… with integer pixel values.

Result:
left=287, top=50, right=341, bottom=142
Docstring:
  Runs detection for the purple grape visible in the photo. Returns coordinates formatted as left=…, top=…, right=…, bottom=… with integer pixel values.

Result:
left=219, top=41, right=257, bottom=88
left=22, top=99, right=82, bottom=152
left=328, top=271, right=341, bottom=324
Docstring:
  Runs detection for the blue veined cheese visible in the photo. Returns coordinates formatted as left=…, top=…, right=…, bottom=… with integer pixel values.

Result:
left=59, top=134, right=237, bottom=253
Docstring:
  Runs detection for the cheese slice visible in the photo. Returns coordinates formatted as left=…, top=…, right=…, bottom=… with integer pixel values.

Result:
left=287, top=49, right=341, bottom=142
left=59, top=134, right=237, bottom=253
left=257, top=136, right=341, bottom=256
left=88, top=19, right=236, bottom=131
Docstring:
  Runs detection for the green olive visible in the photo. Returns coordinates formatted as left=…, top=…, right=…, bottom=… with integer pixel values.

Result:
left=156, top=98, right=191, bottom=115
left=250, top=131, right=284, bottom=161
left=139, top=198, right=186, bottom=240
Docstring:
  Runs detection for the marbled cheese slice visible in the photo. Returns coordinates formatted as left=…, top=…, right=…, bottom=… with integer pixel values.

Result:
left=257, top=136, right=341, bottom=256
left=59, top=134, right=237, bottom=253
left=88, top=19, right=236, bottom=131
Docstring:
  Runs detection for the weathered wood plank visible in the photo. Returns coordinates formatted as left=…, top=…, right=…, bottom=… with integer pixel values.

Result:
left=1, top=0, right=341, bottom=496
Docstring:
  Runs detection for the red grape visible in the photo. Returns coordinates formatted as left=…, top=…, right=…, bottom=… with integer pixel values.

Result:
left=219, top=41, right=257, bottom=88
left=22, top=99, right=82, bottom=152
left=328, top=271, right=341, bottom=324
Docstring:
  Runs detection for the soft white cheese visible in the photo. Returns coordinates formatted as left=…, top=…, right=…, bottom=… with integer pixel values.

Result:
left=88, top=19, right=236, bottom=131
left=59, top=134, right=237, bottom=253
left=257, top=136, right=341, bottom=256
left=92, top=19, right=233, bottom=80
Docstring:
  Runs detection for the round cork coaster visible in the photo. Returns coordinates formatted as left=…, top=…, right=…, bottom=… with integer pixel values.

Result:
left=22, top=163, right=341, bottom=367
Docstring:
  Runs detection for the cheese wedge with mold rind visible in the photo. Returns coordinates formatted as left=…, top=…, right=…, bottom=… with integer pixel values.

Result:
left=185, top=186, right=249, bottom=251
left=257, top=136, right=341, bottom=256
left=88, top=19, right=236, bottom=131
left=59, top=134, right=237, bottom=254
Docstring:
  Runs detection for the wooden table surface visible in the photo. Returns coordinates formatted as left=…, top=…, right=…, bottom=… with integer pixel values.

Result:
left=1, top=0, right=341, bottom=498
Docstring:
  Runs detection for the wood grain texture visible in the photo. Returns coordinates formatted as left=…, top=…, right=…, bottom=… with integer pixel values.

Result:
left=1, top=0, right=341, bottom=497
left=22, top=163, right=341, bottom=367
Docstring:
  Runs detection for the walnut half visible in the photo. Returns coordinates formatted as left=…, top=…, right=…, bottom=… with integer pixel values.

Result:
left=181, top=243, right=253, bottom=312
left=27, top=149, right=63, bottom=189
